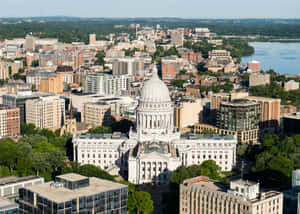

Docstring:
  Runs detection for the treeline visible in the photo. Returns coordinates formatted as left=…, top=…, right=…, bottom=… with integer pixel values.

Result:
left=239, top=134, right=300, bottom=188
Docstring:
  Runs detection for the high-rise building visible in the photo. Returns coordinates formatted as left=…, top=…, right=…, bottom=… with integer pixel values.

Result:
left=84, top=74, right=128, bottom=96
left=82, top=102, right=112, bottom=127
left=39, top=50, right=71, bottom=67
left=217, top=99, right=261, bottom=144
left=180, top=176, right=283, bottom=214
left=39, top=73, right=64, bottom=94
left=174, top=98, right=209, bottom=130
left=0, top=105, right=20, bottom=138
left=170, top=30, right=184, bottom=47
left=161, top=57, right=180, bottom=80
left=18, top=173, right=128, bottom=214
left=2, top=91, right=53, bottom=125
left=247, top=60, right=260, bottom=73
left=89, top=34, right=96, bottom=45
left=25, top=96, right=65, bottom=130
left=283, top=112, right=300, bottom=135
left=25, top=35, right=36, bottom=51
left=247, top=96, right=281, bottom=133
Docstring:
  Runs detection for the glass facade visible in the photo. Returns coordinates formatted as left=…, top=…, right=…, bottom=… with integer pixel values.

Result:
left=218, top=100, right=260, bottom=132
left=18, top=187, right=128, bottom=214
left=0, top=208, right=19, bottom=214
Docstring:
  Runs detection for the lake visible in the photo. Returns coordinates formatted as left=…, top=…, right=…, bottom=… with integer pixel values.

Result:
left=242, top=42, right=300, bottom=75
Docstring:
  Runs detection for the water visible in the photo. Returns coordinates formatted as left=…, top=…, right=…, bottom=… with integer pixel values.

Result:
left=242, top=42, right=300, bottom=75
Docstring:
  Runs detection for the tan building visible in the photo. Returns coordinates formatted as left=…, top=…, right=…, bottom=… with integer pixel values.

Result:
left=247, top=96, right=281, bottom=133
left=170, top=30, right=184, bottom=47
left=0, top=105, right=20, bottom=137
left=174, top=98, right=209, bottom=130
left=39, top=73, right=63, bottom=94
left=210, top=92, right=249, bottom=124
left=247, top=60, right=260, bottom=73
left=82, top=102, right=112, bottom=127
left=249, top=73, right=270, bottom=87
left=60, top=118, right=92, bottom=136
left=25, top=96, right=65, bottom=130
left=284, top=80, right=299, bottom=91
left=180, top=176, right=283, bottom=214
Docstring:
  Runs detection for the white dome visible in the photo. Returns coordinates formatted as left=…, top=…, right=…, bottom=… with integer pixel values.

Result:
left=140, top=67, right=170, bottom=102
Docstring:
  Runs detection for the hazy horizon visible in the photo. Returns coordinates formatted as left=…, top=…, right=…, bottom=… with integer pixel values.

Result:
left=1, top=0, right=300, bottom=19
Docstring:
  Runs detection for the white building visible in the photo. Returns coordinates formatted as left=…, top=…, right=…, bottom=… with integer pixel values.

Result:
left=73, top=67, right=237, bottom=185
left=84, top=74, right=129, bottom=96
left=25, top=96, right=65, bottom=130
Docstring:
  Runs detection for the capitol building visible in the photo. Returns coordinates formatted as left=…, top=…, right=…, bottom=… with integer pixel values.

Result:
left=73, top=67, right=237, bottom=185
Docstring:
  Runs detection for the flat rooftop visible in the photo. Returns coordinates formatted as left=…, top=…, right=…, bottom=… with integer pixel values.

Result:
left=0, top=197, right=18, bottom=209
left=284, top=112, right=300, bottom=120
left=180, top=133, right=235, bottom=140
left=25, top=177, right=127, bottom=203
left=0, top=175, right=41, bottom=186
left=56, top=173, right=87, bottom=182
left=232, top=179, right=257, bottom=186
left=75, top=133, right=128, bottom=140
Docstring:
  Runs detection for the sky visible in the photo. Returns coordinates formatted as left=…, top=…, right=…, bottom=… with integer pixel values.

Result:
left=1, top=0, right=300, bottom=19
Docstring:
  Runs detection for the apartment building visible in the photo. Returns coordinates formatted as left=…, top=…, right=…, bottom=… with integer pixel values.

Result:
left=0, top=106, right=20, bottom=138
left=249, top=73, right=270, bottom=87
left=82, top=102, right=112, bottom=127
left=180, top=176, right=283, bottom=214
left=84, top=74, right=128, bottom=96
left=2, top=91, right=53, bottom=125
left=25, top=96, right=65, bottom=130
left=217, top=99, right=261, bottom=144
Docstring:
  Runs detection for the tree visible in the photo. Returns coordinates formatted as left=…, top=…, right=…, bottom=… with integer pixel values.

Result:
left=89, top=126, right=112, bottom=134
left=31, top=60, right=39, bottom=67
left=21, top=123, right=37, bottom=135
left=0, top=139, right=19, bottom=172
left=94, top=50, right=105, bottom=66
left=134, top=191, right=154, bottom=214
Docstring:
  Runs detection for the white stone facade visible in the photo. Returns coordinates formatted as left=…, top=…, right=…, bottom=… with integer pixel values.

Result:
left=73, top=67, right=237, bottom=185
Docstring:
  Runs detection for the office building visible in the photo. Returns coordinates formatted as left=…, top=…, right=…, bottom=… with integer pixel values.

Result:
left=39, top=50, right=71, bottom=67
left=247, top=96, right=281, bottom=133
left=284, top=80, right=299, bottom=91
left=82, top=103, right=112, bottom=127
left=25, top=35, right=35, bottom=51
left=180, top=176, right=283, bottom=214
left=26, top=71, right=57, bottom=88
left=0, top=197, right=18, bottom=214
left=84, top=74, right=128, bottom=96
left=174, top=98, right=209, bottom=130
left=247, top=60, right=260, bottom=73
left=283, top=112, right=300, bottom=135
left=2, top=91, right=52, bottom=125
left=38, top=73, right=64, bottom=94
left=210, top=92, right=249, bottom=125
left=25, top=96, right=65, bottom=130
left=0, top=176, right=43, bottom=199
left=0, top=106, right=20, bottom=138
left=161, top=57, right=180, bottom=80
left=18, top=173, right=128, bottom=214
left=249, top=73, right=270, bottom=87
left=89, top=34, right=96, bottom=45
left=217, top=99, right=260, bottom=144
left=170, top=30, right=184, bottom=47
